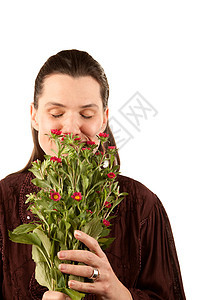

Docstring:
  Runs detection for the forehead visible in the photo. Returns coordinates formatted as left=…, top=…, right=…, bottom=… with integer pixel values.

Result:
left=41, top=74, right=101, bottom=101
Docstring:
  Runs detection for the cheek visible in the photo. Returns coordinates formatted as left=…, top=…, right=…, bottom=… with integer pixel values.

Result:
left=38, top=133, right=51, bottom=153
left=37, top=114, right=59, bottom=133
left=37, top=115, right=59, bottom=155
left=81, top=119, right=103, bottom=137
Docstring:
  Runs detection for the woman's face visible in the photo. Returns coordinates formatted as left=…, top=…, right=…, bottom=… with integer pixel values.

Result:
left=31, top=74, right=108, bottom=156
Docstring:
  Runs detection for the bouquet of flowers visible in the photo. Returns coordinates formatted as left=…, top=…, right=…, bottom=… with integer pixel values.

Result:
left=9, top=130, right=127, bottom=300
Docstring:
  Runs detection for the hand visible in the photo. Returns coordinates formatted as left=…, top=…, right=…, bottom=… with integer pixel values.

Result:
left=42, top=290, right=71, bottom=299
left=57, top=230, right=132, bottom=300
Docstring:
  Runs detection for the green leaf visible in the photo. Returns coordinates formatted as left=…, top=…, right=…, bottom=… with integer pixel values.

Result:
left=30, top=206, right=49, bottom=227
left=54, top=255, right=62, bottom=269
left=56, top=229, right=65, bottom=243
left=9, top=231, right=41, bottom=247
left=106, top=196, right=125, bottom=218
left=41, top=160, right=48, bottom=174
left=25, top=193, right=36, bottom=204
left=100, top=227, right=110, bottom=238
left=32, top=245, right=52, bottom=290
left=50, top=267, right=57, bottom=281
left=56, top=287, right=85, bottom=300
left=57, top=272, right=66, bottom=288
left=11, top=223, right=37, bottom=235
left=85, top=180, right=105, bottom=197
left=81, top=217, right=103, bottom=240
left=98, top=237, right=115, bottom=250
left=32, top=244, right=46, bottom=262
left=29, top=168, right=43, bottom=180
left=34, top=228, right=51, bottom=257
left=48, top=174, right=59, bottom=189
left=81, top=175, right=89, bottom=194
left=69, top=274, right=84, bottom=283
left=31, top=178, right=52, bottom=190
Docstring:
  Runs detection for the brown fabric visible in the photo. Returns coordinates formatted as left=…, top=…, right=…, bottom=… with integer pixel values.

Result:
left=0, top=171, right=186, bottom=300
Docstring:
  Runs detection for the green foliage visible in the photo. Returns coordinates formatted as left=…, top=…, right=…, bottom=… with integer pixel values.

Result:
left=8, top=231, right=41, bottom=247
left=9, top=131, right=128, bottom=299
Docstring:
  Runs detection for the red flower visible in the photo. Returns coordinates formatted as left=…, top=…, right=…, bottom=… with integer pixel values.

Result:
left=82, top=147, right=92, bottom=151
left=74, top=137, right=81, bottom=141
left=103, top=219, right=110, bottom=226
left=107, top=172, right=116, bottom=179
left=50, top=191, right=61, bottom=202
left=108, top=146, right=116, bottom=149
left=104, top=201, right=112, bottom=208
left=86, top=141, right=96, bottom=145
left=95, top=151, right=103, bottom=155
left=99, top=132, right=109, bottom=138
left=61, top=133, right=72, bottom=141
left=50, top=156, right=62, bottom=163
left=86, top=209, right=93, bottom=214
left=51, top=129, right=62, bottom=135
left=71, top=192, right=82, bottom=201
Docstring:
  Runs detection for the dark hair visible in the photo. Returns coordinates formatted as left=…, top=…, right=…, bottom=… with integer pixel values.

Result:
left=20, top=49, right=120, bottom=173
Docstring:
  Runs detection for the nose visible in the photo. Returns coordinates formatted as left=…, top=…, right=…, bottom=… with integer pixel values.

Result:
left=61, top=114, right=81, bottom=136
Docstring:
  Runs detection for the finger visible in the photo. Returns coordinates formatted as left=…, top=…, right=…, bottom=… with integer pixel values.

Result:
left=74, top=230, right=105, bottom=258
left=59, top=263, right=94, bottom=278
left=42, top=291, right=71, bottom=300
left=58, top=249, right=101, bottom=267
left=68, top=280, right=102, bottom=295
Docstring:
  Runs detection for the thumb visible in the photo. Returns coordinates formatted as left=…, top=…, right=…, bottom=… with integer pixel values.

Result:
left=42, top=291, right=71, bottom=300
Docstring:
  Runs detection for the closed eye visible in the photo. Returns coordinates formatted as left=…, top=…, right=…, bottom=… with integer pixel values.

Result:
left=51, top=113, right=93, bottom=119
left=52, top=114, right=63, bottom=118
left=81, top=114, right=93, bottom=119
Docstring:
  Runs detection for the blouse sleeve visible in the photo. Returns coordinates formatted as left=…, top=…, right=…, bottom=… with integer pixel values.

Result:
left=0, top=184, right=3, bottom=297
left=130, top=197, right=186, bottom=300
left=0, top=233, right=3, bottom=298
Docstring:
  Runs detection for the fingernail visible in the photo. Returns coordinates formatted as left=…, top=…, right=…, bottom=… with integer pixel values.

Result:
left=68, top=280, right=75, bottom=287
left=74, top=230, right=81, bottom=238
left=57, top=251, right=65, bottom=259
left=58, top=264, right=64, bottom=271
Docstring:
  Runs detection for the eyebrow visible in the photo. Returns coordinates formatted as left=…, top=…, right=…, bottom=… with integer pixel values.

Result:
left=45, top=102, right=99, bottom=109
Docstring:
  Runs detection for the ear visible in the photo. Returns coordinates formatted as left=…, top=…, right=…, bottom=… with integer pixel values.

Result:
left=30, top=103, right=39, bottom=131
left=101, top=107, right=109, bottom=132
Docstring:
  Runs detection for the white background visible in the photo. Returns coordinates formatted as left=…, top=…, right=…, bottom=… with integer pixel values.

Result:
left=0, top=1, right=199, bottom=298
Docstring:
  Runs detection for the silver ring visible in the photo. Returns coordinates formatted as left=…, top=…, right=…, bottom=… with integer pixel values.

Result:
left=89, top=268, right=100, bottom=281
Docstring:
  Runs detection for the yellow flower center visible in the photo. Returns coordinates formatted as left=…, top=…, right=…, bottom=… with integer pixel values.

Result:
left=75, top=196, right=80, bottom=200
left=54, top=195, right=59, bottom=200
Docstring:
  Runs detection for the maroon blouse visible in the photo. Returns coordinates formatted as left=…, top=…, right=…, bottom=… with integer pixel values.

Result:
left=0, top=171, right=186, bottom=299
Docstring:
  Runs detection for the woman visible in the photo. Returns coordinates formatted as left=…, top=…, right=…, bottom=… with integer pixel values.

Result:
left=0, top=50, right=186, bottom=299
